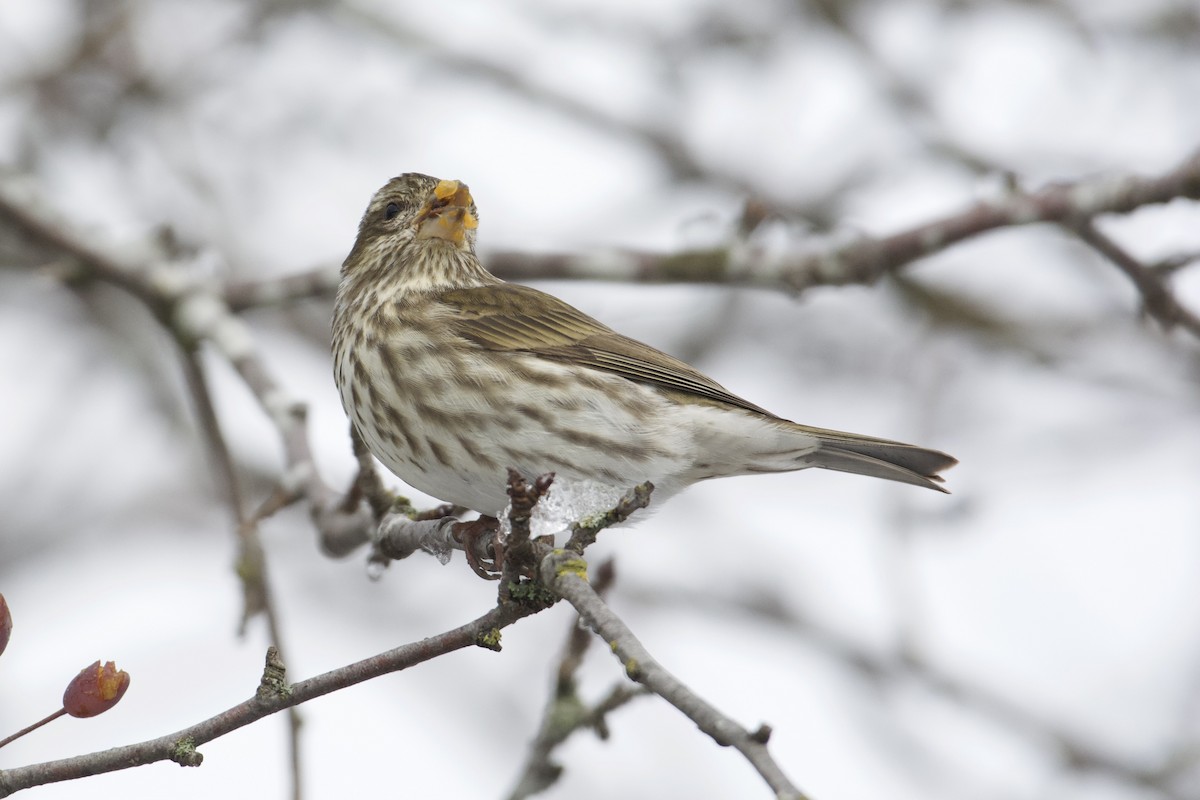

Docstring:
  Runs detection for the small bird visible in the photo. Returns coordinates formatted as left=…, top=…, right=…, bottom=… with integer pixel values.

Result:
left=332, top=174, right=956, bottom=519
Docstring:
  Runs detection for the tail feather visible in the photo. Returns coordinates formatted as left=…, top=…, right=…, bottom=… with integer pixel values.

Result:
left=801, top=427, right=958, bottom=493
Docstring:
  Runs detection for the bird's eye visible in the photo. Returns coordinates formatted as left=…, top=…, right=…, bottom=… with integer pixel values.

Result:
left=384, top=202, right=402, bottom=220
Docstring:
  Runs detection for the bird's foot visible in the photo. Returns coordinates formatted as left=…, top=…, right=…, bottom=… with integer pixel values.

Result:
left=452, top=516, right=503, bottom=580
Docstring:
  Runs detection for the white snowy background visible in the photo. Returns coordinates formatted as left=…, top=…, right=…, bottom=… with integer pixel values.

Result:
left=2, top=1, right=1199, bottom=799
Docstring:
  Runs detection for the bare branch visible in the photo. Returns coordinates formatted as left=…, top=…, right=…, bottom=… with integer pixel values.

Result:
left=331, top=5, right=753, bottom=196
left=507, top=560, right=639, bottom=799
left=213, top=151, right=1200, bottom=312
left=0, top=179, right=375, bottom=558
left=1151, top=249, right=1200, bottom=276
left=224, top=265, right=340, bottom=312
left=540, top=551, right=812, bottom=800
left=0, top=602, right=537, bottom=797
left=1070, top=220, right=1200, bottom=339
left=499, top=471, right=556, bottom=597
left=347, top=424, right=399, bottom=523
left=177, top=346, right=248, bottom=521
left=488, top=149, right=1200, bottom=291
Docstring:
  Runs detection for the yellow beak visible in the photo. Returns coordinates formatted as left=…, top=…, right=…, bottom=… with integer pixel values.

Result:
left=416, top=180, right=478, bottom=247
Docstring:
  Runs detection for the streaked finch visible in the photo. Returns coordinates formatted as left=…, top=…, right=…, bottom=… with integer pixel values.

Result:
left=333, top=174, right=956, bottom=519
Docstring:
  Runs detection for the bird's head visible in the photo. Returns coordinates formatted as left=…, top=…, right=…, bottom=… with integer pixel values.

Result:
left=341, top=173, right=491, bottom=293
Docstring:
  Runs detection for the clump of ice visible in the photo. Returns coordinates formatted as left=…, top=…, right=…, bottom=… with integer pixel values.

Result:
left=365, top=559, right=387, bottom=581
left=499, top=478, right=629, bottom=540
left=422, top=538, right=454, bottom=565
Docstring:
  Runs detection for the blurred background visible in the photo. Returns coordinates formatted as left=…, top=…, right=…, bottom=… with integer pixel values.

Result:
left=2, top=1, right=1200, bottom=798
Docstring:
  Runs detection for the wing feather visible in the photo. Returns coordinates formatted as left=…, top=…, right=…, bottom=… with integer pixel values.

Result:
left=440, top=284, right=773, bottom=416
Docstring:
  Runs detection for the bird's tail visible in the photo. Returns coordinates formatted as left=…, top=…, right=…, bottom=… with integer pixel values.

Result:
left=794, top=423, right=958, bottom=493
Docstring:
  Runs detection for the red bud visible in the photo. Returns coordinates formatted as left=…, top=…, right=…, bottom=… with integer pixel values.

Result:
left=0, top=594, right=10, bottom=658
left=63, top=661, right=130, bottom=718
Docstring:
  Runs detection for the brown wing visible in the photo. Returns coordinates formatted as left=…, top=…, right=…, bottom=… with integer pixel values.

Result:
left=440, top=283, right=775, bottom=417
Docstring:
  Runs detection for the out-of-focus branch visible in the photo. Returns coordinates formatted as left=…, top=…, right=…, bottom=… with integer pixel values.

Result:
left=225, top=266, right=341, bottom=312
left=1151, top=250, right=1200, bottom=276
left=0, top=180, right=374, bottom=557
left=627, top=583, right=1192, bottom=800
left=540, top=551, right=811, bottom=800
left=0, top=602, right=538, bottom=797
left=1070, top=220, right=1200, bottom=339
left=219, top=152, right=1200, bottom=318
left=4, top=178, right=322, bottom=798
left=177, top=347, right=270, bottom=629
left=176, top=346, right=305, bottom=800
left=507, top=560, right=650, bottom=800
left=806, top=0, right=1004, bottom=176
left=507, top=682, right=646, bottom=800
left=488, top=149, right=1200, bottom=292
left=332, top=5, right=751, bottom=196
left=0, top=488, right=665, bottom=798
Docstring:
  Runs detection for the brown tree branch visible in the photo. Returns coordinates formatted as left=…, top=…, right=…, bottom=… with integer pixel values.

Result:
left=0, top=601, right=537, bottom=797
left=1070, top=220, right=1200, bottom=339
left=487, top=149, right=1200, bottom=292
left=0, top=460, right=672, bottom=797
left=218, top=151, right=1200, bottom=311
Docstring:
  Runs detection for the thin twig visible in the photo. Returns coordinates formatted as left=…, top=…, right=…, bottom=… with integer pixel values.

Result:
left=499, top=470, right=555, bottom=598
left=0, top=179, right=356, bottom=800
left=540, top=551, right=811, bottom=800
left=347, top=424, right=397, bottom=522
left=1151, top=250, right=1200, bottom=276
left=807, top=0, right=1003, bottom=176
left=177, top=345, right=248, bottom=518
left=1071, top=220, right=1200, bottom=339
left=224, top=265, right=340, bottom=312
left=332, top=5, right=755, bottom=196
left=176, top=344, right=306, bottom=800
left=506, top=560, right=632, bottom=799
